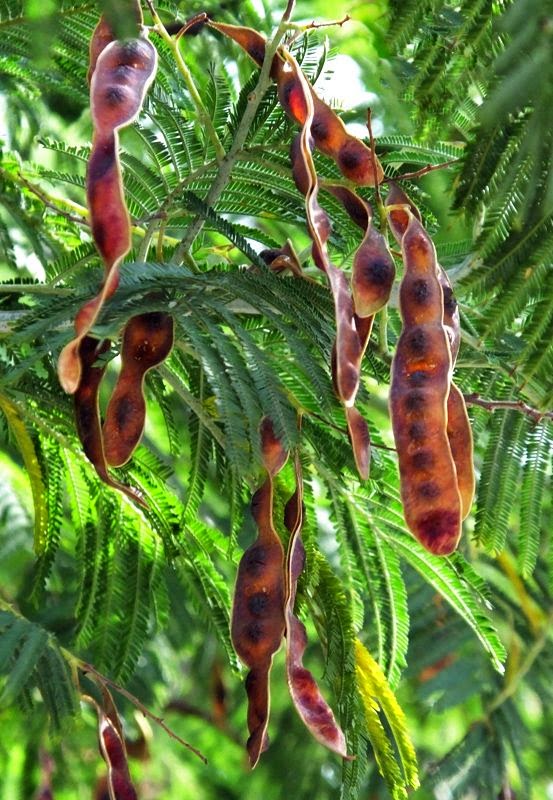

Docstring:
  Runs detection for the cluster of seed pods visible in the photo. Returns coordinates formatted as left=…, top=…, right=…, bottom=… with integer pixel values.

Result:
left=386, top=184, right=474, bottom=554
left=58, top=11, right=174, bottom=503
left=205, top=20, right=397, bottom=481
left=231, top=419, right=349, bottom=766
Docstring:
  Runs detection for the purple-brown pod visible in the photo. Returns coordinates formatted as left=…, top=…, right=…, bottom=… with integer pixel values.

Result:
left=283, top=461, right=351, bottom=758
left=389, top=214, right=462, bottom=555
left=103, top=312, right=174, bottom=467
left=59, top=31, right=158, bottom=395
left=74, top=336, right=146, bottom=507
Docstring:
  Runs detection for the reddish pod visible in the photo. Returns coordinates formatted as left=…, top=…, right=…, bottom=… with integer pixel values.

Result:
left=283, top=458, right=351, bottom=758
left=58, top=27, right=158, bottom=394
left=84, top=692, right=138, bottom=800
left=207, top=20, right=384, bottom=187
left=386, top=183, right=474, bottom=521
left=74, top=336, right=145, bottom=507
left=389, top=213, right=462, bottom=555
left=103, top=312, right=174, bottom=467
left=230, top=419, right=288, bottom=767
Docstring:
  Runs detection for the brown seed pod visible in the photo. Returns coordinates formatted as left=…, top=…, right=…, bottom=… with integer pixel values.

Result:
left=230, top=419, right=288, bottom=767
left=284, top=56, right=370, bottom=480
left=446, top=383, right=475, bottom=520
left=283, top=457, right=351, bottom=758
left=103, top=312, right=174, bottom=467
left=84, top=693, right=138, bottom=800
left=207, top=20, right=383, bottom=187
left=389, top=213, right=462, bottom=555
left=74, top=336, right=146, bottom=507
left=58, top=29, right=158, bottom=394
left=327, top=185, right=395, bottom=318
left=386, top=183, right=474, bottom=520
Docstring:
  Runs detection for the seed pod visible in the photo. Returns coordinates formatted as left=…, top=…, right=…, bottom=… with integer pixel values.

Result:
left=74, top=336, right=146, bottom=507
left=386, top=183, right=474, bottom=520
left=446, top=383, right=475, bottom=520
left=283, top=457, right=351, bottom=758
left=58, top=29, right=158, bottom=394
left=84, top=693, right=138, bottom=800
left=207, top=20, right=383, bottom=186
left=285, top=55, right=370, bottom=480
left=230, top=419, right=287, bottom=767
left=103, top=312, right=174, bottom=467
left=389, top=213, right=462, bottom=555
left=327, top=185, right=395, bottom=318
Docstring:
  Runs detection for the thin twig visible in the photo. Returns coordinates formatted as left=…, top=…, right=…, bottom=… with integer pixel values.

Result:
left=170, top=5, right=295, bottom=264
left=382, top=159, right=459, bottom=183
left=463, top=393, right=552, bottom=424
left=79, top=661, right=208, bottom=764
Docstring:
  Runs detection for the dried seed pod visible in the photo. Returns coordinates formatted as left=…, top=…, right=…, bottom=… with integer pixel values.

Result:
left=446, top=383, right=475, bottom=520
left=207, top=20, right=383, bottom=186
left=285, top=55, right=370, bottom=480
left=103, top=312, right=174, bottom=467
left=386, top=183, right=474, bottom=519
left=58, top=29, right=158, bottom=394
left=259, top=242, right=302, bottom=276
left=85, top=693, right=138, bottom=800
left=327, top=185, right=395, bottom=318
left=74, top=337, right=146, bottom=507
left=389, top=213, right=462, bottom=555
left=230, top=419, right=287, bottom=767
left=283, top=459, right=351, bottom=758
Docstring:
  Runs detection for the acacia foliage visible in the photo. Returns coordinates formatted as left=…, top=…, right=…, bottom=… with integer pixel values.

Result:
left=0, top=0, right=552, bottom=798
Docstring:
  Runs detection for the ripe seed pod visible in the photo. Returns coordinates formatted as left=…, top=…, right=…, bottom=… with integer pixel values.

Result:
left=389, top=213, right=462, bottom=555
left=207, top=20, right=383, bottom=186
left=74, top=336, right=146, bottom=507
left=103, top=312, right=174, bottom=467
left=327, top=185, right=395, bottom=318
left=230, top=419, right=288, bottom=767
left=58, top=27, right=158, bottom=394
left=283, top=457, right=350, bottom=758
left=386, top=183, right=474, bottom=520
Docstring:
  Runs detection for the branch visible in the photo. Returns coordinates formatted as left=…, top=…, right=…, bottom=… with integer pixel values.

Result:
left=463, top=393, right=552, bottom=424
left=382, top=159, right=459, bottom=183
left=170, top=5, right=295, bottom=264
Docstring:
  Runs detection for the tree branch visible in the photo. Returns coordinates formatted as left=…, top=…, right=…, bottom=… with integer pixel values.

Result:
left=463, top=393, right=552, bottom=424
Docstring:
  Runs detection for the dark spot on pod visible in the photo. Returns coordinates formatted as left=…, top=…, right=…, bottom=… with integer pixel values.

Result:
left=243, top=544, right=267, bottom=575
left=259, top=248, right=282, bottom=265
left=337, top=139, right=364, bottom=171
left=104, top=85, right=127, bottom=106
left=408, top=370, right=429, bottom=386
left=311, top=112, right=330, bottom=146
left=246, top=621, right=264, bottom=643
left=114, top=394, right=135, bottom=429
left=442, top=285, right=457, bottom=316
left=416, top=509, right=460, bottom=555
left=408, top=422, right=426, bottom=441
left=115, top=40, right=148, bottom=68
left=88, top=141, right=116, bottom=184
left=412, top=278, right=430, bottom=304
left=408, top=328, right=426, bottom=356
left=141, top=311, right=165, bottom=332
left=404, top=391, right=425, bottom=412
left=248, top=591, right=270, bottom=616
left=418, top=480, right=441, bottom=499
left=248, top=42, right=267, bottom=67
left=411, top=450, right=434, bottom=470
left=364, top=258, right=394, bottom=286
